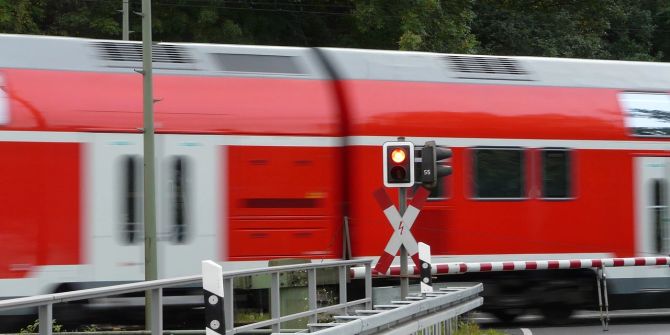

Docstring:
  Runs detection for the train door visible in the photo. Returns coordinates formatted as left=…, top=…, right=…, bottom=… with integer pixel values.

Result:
left=635, top=157, right=670, bottom=256
left=88, top=134, right=145, bottom=281
left=156, top=135, right=220, bottom=278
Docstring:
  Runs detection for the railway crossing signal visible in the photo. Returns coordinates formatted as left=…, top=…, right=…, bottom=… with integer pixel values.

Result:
left=420, top=141, right=452, bottom=189
left=379, top=139, right=451, bottom=297
left=383, top=141, right=415, bottom=187
left=383, top=140, right=451, bottom=189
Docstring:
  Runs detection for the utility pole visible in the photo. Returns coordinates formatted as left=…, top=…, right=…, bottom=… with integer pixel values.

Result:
left=122, top=0, right=130, bottom=40
left=141, top=0, right=158, bottom=330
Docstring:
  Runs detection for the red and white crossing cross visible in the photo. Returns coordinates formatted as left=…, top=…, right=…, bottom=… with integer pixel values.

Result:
left=373, top=187, right=430, bottom=274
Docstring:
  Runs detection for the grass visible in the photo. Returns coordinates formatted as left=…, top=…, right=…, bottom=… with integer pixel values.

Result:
left=19, top=319, right=63, bottom=333
left=19, top=319, right=101, bottom=333
left=454, top=319, right=508, bottom=335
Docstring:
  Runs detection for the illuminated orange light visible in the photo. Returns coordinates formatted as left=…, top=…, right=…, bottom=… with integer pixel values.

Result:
left=391, top=148, right=407, bottom=164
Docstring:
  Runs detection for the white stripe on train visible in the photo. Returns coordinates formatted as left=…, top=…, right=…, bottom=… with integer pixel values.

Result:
left=1, top=132, right=670, bottom=150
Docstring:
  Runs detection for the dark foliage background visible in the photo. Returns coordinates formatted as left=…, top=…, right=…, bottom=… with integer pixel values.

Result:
left=1, top=0, right=669, bottom=61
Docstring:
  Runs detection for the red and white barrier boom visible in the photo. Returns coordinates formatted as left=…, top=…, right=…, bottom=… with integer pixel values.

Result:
left=353, top=255, right=669, bottom=332
left=351, top=256, right=670, bottom=279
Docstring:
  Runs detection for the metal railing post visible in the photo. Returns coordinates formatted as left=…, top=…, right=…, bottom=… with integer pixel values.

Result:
left=223, top=277, right=234, bottom=333
left=365, top=263, right=372, bottom=310
left=338, top=265, right=347, bottom=314
left=38, top=304, right=52, bottom=335
left=270, top=272, right=280, bottom=333
left=150, top=288, right=163, bottom=335
left=308, top=268, right=317, bottom=324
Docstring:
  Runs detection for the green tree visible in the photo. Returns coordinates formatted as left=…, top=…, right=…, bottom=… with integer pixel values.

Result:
left=42, top=0, right=121, bottom=38
left=472, top=0, right=660, bottom=60
left=604, top=0, right=659, bottom=61
left=0, top=0, right=44, bottom=34
left=0, top=0, right=667, bottom=61
left=151, top=0, right=246, bottom=44
left=151, top=0, right=355, bottom=46
left=643, top=0, right=670, bottom=61
left=0, top=0, right=121, bottom=38
left=352, top=0, right=478, bottom=53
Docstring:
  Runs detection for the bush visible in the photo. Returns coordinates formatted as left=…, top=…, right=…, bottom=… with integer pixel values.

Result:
left=20, top=319, right=64, bottom=333
left=454, top=319, right=506, bottom=335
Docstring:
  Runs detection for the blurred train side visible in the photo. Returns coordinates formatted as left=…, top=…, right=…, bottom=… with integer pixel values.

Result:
left=0, top=35, right=346, bottom=292
left=1, top=34, right=670, bottom=319
left=324, top=49, right=670, bottom=318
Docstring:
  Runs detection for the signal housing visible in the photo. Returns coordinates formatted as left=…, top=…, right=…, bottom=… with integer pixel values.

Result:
left=420, top=141, right=452, bottom=189
left=383, top=141, right=415, bottom=187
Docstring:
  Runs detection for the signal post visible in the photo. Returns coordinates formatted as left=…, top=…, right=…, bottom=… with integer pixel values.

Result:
left=380, top=138, right=452, bottom=298
left=382, top=139, right=414, bottom=297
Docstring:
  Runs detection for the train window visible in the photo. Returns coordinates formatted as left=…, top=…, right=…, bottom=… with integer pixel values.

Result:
left=212, top=53, right=306, bottom=74
left=651, top=179, right=668, bottom=254
left=171, top=156, right=189, bottom=244
left=541, top=149, right=572, bottom=199
left=122, top=155, right=142, bottom=245
left=619, top=92, right=670, bottom=137
left=473, top=148, right=525, bottom=199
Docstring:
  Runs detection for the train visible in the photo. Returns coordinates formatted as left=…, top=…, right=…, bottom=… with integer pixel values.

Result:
left=1, top=33, right=670, bottom=324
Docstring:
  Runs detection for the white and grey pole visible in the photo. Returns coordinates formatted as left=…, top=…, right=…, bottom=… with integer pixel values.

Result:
left=419, top=242, right=433, bottom=295
left=203, top=260, right=225, bottom=335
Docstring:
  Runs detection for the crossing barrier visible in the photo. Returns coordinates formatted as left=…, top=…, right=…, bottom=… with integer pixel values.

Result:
left=351, top=255, right=670, bottom=331
left=351, top=256, right=670, bottom=278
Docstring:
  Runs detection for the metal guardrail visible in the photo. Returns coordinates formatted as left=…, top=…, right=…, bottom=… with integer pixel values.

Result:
left=309, top=284, right=483, bottom=335
left=0, top=259, right=482, bottom=335
left=0, top=275, right=202, bottom=335
left=204, top=259, right=374, bottom=335
left=0, top=259, right=373, bottom=335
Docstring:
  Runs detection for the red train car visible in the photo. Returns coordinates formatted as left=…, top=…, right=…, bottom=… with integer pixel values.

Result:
left=1, top=34, right=670, bottom=321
